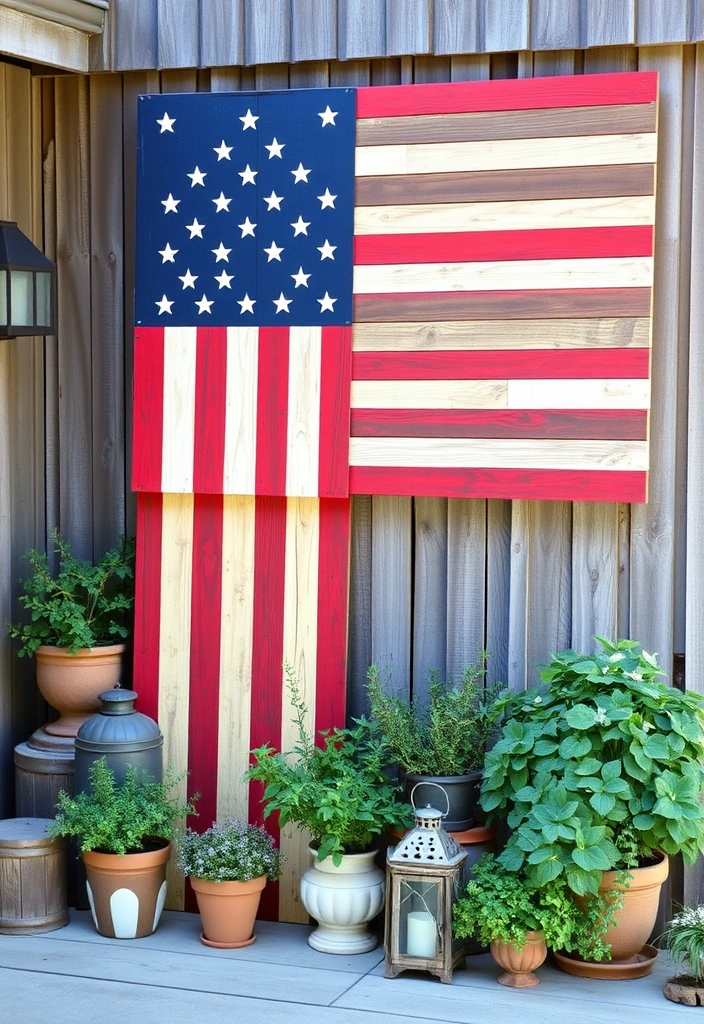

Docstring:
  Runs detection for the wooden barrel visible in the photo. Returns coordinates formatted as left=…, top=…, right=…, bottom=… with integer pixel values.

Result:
left=0, top=818, right=69, bottom=933
left=15, top=733, right=75, bottom=819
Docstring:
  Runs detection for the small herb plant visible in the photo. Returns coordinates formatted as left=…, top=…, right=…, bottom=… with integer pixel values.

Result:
left=177, top=819, right=280, bottom=884
left=660, top=905, right=704, bottom=985
left=245, top=667, right=412, bottom=865
left=481, top=638, right=704, bottom=898
left=366, top=659, right=507, bottom=776
left=9, top=529, right=135, bottom=656
left=453, top=855, right=616, bottom=962
left=49, top=757, right=197, bottom=855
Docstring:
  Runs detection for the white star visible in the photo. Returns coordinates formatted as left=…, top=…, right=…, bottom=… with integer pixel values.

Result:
left=291, top=216, right=311, bottom=237
left=186, top=219, right=205, bottom=239
left=215, top=270, right=234, bottom=289
left=187, top=166, right=206, bottom=187
left=238, top=217, right=257, bottom=237
left=318, top=105, right=337, bottom=126
left=238, top=293, right=256, bottom=314
left=240, top=108, right=259, bottom=131
left=291, top=266, right=311, bottom=288
left=161, top=193, right=180, bottom=214
left=317, top=188, right=337, bottom=209
left=238, top=164, right=258, bottom=186
left=157, top=112, right=176, bottom=133
left=291, top=162, right=311, bottom=184
left=178, top=269, right=198, bottom=289
left=264, top=240, right=284, bottom=262
left=273, top=292, right=293, bottom=314
left=213, top=139, right=233, bottom=161
left=318, top=239, right=337, bottom=260
left=263, top=191, right=283, bottom=211
left=265, top=137, right=285, bottom=159
left=195, top=294, right=214, bottom=315
left=212, top=242, right=232, bottom=262
left=212, top=192, right=233, bottom=212
left=155, top=294, right=174, bottom=314
left=317, top=292, right=337, bottom=312
left=158, top=243, right=178, bottom=263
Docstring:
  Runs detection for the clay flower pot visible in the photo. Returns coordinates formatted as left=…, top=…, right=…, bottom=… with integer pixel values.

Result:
left=490, top=931, right=547, bottom=987
left=36, top=644, right=125, bottom=737
left=596, top=854, right=669, bottom=961
left=83, top=839, right=170, bottom=938
left=190, top=875, right=267, bottom=948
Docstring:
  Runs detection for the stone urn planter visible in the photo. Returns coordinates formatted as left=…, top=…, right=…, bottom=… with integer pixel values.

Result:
left=190, top=875, right=267, bottom=949
left=300, top=847, right=385, bottom=954
left=490, top=931, right=547, bottom=987
left=36, top=644, right=125, bottom=737
left=83, top=839, right=170, bottom=939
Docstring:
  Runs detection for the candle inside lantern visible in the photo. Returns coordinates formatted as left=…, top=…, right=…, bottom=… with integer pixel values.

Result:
left=406, top=911, right=437, bottom=957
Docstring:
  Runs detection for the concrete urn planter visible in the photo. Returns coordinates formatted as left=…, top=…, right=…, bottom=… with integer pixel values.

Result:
left=300, top=847, right=385, bottom=954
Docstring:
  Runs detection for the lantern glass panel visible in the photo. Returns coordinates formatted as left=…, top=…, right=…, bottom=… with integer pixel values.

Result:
left=0, top=271, right=6, bottom=325
left=35, top=272, right=51, bottom=327
left=398, top=878, right=442, bottom=959
left=10, top=270, right=33, bottom=327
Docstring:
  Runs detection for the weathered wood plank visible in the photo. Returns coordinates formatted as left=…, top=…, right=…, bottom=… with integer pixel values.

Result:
left=339, top=0, right=385, bottom=60
left=386, top=0, right=432, bottom=56
left=636, top=0, right=690, bottom=45
left=288, top=62, right=329, bottom=88
left=110, top=0, right=158, bottom=71
left=483, top=0, right=530, bottom=52
left=450, top=54, right=491, bottom=82
left=584, top=0, right=636, bottom=48
left=157, top=0, right=198, bottom=69
left=583, top=46, right=638, bottom=74
left=446, top=499, right=486, bottom=682
left=330, top=60, right=371, bottom=88
left=200, top=0, right=245, bottom=68
left=413, top=498, right=448, bottom=699
left=245, top=0, right=291, bottom=65
left=571, top=503, right=620, bottom=649
left=530, top=0, right=581, bottom=50
left=371, top=496, right=412, bottom=696
left=507, top=500, right=529, bottom=692
left=290, top=0, right=336, bottom=62
left=347, top=495, right=373, bottom=721
left=434, top=0, right=479, bottom=55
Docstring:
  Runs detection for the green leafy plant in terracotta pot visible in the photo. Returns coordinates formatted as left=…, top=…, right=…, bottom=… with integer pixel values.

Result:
left=177, top=818, right=280, bottom=949
left=453, top=854, right=614, bottom=987
left=50, top=757, right=196, bottom=938
left=8, top=529, right=135, bottom=737
left=480, top=637, right=704, bottom=974
left=366, top=659, right=508, bottom=832
left=661, top=905, right=704, bottom=1005
left=245, top=667, right=412, bottom=954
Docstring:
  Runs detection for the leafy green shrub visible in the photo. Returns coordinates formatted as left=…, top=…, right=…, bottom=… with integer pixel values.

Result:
left=245, top=667, right=412, bottom=865
left=177, top=819, right=280, bottom=883
left=481, top=637, right=704, bottom=897
left=9, top=529, right=135, bottom=656
left=453, top=855, right=617, bottom=961
left=366, top=660, right=507, bottom=776
left=49, top=757, right=197, bottom=855
left=661, top=905, right=704, bottom=984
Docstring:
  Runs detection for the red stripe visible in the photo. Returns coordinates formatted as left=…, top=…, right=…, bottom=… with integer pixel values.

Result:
left=249, top=495, right=287, bottom=919
left=133, top=492, right=163, bottom=724
left=255, top=328, right=289, bottom=496
left=319, top=326, right=353, bottom=498
left=132, top=328, right=164, bottom=492
left=315, top=499, right=351, bottom=738
left=352, top=348, right=649, bottom=381
left=193, top=328, right=227, bottom=492
left=349, top=466, right=648, bottom=502
left=351, top=409, right=649, bottom=441
left=353, top=226, right=654, bottom=267
left=356, top=72, right=658, bottom=118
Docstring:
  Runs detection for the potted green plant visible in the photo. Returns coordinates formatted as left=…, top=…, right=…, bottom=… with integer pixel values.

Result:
left=8, top=529, right=135, bottom=737
left=50, top=757, right=196, bottom=938
left=366, top=659, right=507, bottom=832
left=177, top=818, right=280, bottom=949
left=453, top=855, right=614, bottom=987
left=245, top=667, right=412, bottom=954
left=480, top=637, right=704, bottom=976
left=661, top=905, right=704, bottom=1005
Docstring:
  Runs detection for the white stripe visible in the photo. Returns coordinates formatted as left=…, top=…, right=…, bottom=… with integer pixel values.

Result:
left=286, top=326, right=322, bottom=498
left=349, top=437, right=649, bottom=471
left=161, top=327, right=196, bottom=492
left=223, top=326, right=259, bottom=494
left=351, top=378, right=650, bottom=410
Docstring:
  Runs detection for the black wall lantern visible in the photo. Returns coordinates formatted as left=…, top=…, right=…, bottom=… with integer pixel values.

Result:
left=0, top=220, right=56, bottom=339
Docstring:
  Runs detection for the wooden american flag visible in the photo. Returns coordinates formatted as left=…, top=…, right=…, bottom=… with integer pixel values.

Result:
left=132, top=72, right=658, bottom=921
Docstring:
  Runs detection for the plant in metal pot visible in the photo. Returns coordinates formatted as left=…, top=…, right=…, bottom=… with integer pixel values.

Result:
left=177, top=819, right=280, bottom=949
left=480, top=637, right=704, bottom=973
left=661, top=905, right=704, bottom=1005
left=50, top=757, right=196, bottom=939
left=245, top=666, right=412, bottom=954
left=366, top=659, right=508, bottom=832
left=8, top=529, right=135, bottom=737
left=453, top=854, right=614, bottom=987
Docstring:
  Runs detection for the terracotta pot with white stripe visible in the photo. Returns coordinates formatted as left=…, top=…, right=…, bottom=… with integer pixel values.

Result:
left=83, top=839, right=171, bottom=939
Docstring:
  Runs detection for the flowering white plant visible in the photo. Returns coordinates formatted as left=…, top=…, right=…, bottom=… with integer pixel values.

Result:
left=662, top=905, right=704, bottom=984
left=177, top=818, right=280, bottom=883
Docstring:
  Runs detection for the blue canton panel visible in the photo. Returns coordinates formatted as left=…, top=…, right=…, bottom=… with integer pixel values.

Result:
left=135, top=89, right=355, bottom=327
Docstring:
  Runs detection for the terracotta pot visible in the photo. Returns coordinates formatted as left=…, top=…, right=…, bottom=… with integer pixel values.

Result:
left=190, top=875, right=266, bottom=948
left=36, top=644, right=125, bottom=737
left=83, top=839, right=170, bottom=938
left=490, top=931, right=547, bottom=987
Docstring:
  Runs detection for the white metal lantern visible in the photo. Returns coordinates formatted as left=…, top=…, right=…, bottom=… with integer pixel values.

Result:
left=384, top=785, right=467, bottom=984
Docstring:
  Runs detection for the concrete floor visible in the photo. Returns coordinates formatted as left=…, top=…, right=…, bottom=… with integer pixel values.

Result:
left=0, top=910, right=694, bottom=1024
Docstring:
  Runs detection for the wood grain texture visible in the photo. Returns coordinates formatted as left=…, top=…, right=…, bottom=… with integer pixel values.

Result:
left=482, top=0, right=530, bottom=51
left=346, top=494, right=373, bottom=721
left=352, top=378, right=507, bottom=409
left=351, top=409, right=649, bottom=440
left=161, top=327, right=197, bottom=493
left=531, top=0, right=581, bottom=49
left=158, top=0, right=199, bottom=69
left=291, top=0, right=337, bottom=62
left=200, top=0, right=244, bottom=68
left=352, top=348, right=649, bottom=380
left=286, top=328, right=322, bottom=498
left=446, top=498, right=487, bottom=682
left=244, top=0, right=291, bottom=65
left=110, top=0, right=158, bottom=71
left=223, top=327, right=258, bottom=495
left=0, top=342, right=11, bottom=817
left=637, top=0, right=690, bottom=45
left=525, top=500, right=573, bottom=685
left=338, top=0, right=385, bottom=60
left=486, top=497, right=511, bottom=687
left=571, top=502, right=620, bottom=650
left=433, top=0, right=480, bottom=55
left=413, top=498, right=448, bottom=699
left=585, top=0, right=636, bottom=48
left=386, top=0, right=431, bottom=56
left=371, top=496, right=412, bottom=694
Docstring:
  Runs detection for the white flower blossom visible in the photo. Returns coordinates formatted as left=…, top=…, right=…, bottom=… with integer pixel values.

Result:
left=595, top=707, right=611, bottom=726
left=609, top=652, right=625, bottom=663
left=642, top=721, right=655, bottom=733
left=533, top=696, right=543, bottom=704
